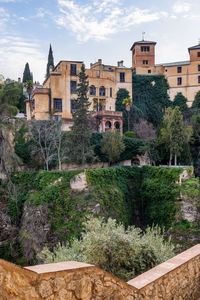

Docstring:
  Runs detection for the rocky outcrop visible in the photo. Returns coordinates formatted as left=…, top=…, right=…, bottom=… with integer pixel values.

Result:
left=0, top=203, right=17, bottom=245
left=70, top=172, right=88, bottom=192
left=19, top=203, right=51, bottom=263
left=0, top=127, right=23, bottom=173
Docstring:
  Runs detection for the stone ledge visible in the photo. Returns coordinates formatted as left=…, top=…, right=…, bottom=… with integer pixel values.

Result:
left=25, top=261, right=93, bottom=274
left=127, top=243, right=200, bottom=289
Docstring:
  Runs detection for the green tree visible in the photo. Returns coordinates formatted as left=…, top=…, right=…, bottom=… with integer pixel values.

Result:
left=46, top=44, right=54, bottom=78
left=101, top=130, right=125, bottom=164
left=0, top=81, right=23, bottom=117
left=192, top=91, right=200, bottom=109
left=22, top=63, right=32, bottom=83
left=116, top=88, right=130, bottom=132
left=69, top=64, right=92, bottom=164
left=39, top=216, right=175, bottom=281
left=172, top=92, right=188, bottom=112
left=160, top=107, right=191, bottom=165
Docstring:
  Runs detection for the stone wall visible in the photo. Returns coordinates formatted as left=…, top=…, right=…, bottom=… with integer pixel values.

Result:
left=0, top=244, right=199, bottom=300
left=128, top=244, right=200, bottom=300
left=0, top=261, right=138, bottom=300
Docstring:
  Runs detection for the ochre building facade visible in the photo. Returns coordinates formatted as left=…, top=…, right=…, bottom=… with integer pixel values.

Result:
left=26, top=40, right=200, bottom=131
left=26, top=59, right=132, bottom=133
left=131, top=40, right=200, bottom=106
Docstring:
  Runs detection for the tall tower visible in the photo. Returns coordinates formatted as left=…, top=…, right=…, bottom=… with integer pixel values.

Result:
left=130, top=40, right=156, bottom=74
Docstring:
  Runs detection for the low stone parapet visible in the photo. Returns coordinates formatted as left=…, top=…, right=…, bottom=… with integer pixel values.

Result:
left=0, top=244, right=199, bottom=299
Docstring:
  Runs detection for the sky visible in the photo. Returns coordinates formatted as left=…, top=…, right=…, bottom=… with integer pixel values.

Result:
left=1, top=0, right=200, bottom=83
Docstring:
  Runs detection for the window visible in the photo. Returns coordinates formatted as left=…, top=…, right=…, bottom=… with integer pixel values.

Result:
left=143, top=60, right=148, bottom=65
left=177, top=77, right=182, bottom=85
left=177, top=66, right=182, bottom=73
left=99, top=86, right=105, bottom=96
left=70, top=64, right=77, bottom=75
left=141, top=46, right=150, bottom=52
left=110, top=87, right=112, bottom=97
left=53, top=98, right=62, bottom=112
left=120, top=72, right=125, bottom=82
left=70, top=81, right=77, bottom=93
left=198, top=64, right=200, bottom=72
left=96, top=71, right=100, bottom=77
left=89, top=85, right=96, bottom=96
left=198, top=52, right=200, bottom=57
left=31, top=100, right=35, bottom=110
left=148, top=70, right=151, bottom=74
left=71, top=99, right=77, bottom=114
left=198, top=76, right=200, bottom=84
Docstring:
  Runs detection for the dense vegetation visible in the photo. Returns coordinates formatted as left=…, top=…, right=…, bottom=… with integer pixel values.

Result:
left=4, top=166, right=182, bottom=231
left=40, top=216, right=175, bottom=281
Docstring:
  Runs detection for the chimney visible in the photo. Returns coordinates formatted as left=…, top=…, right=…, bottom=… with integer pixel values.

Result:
left=117, top=60, right=124, bottom=67
left=98, top=59, right=102, bottom=64
left=18, top=77, right=21, bottom=83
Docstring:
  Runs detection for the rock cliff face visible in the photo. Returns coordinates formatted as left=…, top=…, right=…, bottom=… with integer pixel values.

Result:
left=0, top=127, right=23, bottom=173
left=19, top=203, right=51, bottom=263
left=169, top=176, right=200, bottom=252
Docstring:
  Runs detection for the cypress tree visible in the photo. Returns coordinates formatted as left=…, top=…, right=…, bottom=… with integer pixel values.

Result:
left=172, top=92, right=188, bottom=112
left=22, top=63, right=32, bottom=83
left=192, top=91, right=200, bottom=109
left=69, top=64, right=91, bottom=164
left=46, top=44, right=54, bottom=77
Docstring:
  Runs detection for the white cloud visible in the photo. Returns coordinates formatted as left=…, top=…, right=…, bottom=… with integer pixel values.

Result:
left=0, top=0, right=16, bottom=2
left=0, top=36, right=46, bottom=83
left=56, top=0, right=168, bottom=42
left=172, top=1, right=191, bottom=13
left=0, top=7, right=9, bottom=31
left=0, top=0, right=26, bottom=2
left=19, top=16, right=27, bottom=21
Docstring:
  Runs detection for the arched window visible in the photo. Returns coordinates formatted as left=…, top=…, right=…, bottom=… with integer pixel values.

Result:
left=99, top=86, right=105, bottom=96
left=105, top=121, right=111, bottom=130
left=90, top=85, right=96, bottom=96
left=115, top=122, right=120, bottom=129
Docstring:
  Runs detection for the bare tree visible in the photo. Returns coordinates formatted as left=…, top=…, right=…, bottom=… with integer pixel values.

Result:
left=31, top=120, right=56, bottom=171
left=134, top=119, right=156, bottom=140
left=53, top=122, right=69, bottom=170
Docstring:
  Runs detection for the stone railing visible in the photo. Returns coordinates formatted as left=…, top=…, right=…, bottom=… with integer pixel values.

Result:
left=0, top=244, right=199, bottom=299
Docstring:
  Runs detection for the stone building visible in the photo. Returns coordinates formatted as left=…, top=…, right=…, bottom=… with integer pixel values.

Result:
left=131, top=40, right=200, bottom=106
left=26, top=40, right=200, bottom=130
left=26, top=59, right=132, bottom=134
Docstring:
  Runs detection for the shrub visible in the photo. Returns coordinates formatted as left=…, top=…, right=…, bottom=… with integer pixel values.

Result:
left=123, top=131, right=136, bottom=139
left=39, top=216, right=175, bottom=281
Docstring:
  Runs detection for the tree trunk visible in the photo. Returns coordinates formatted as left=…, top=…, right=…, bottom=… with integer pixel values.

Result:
left=174, top=153, right=177, bottom=166
left=128, top=111, right=130, bottom=132
left=169, top=152, right=172, bottom=166
left=58, top=157, right=62, bottom=171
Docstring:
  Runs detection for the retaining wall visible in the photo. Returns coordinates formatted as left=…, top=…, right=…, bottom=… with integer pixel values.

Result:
left=0, top=244, right=199, bottom=299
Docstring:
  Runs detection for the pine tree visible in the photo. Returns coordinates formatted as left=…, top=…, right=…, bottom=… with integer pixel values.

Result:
left=69, top=64, right=91, bottom=164
left=22, top=63, right=32, bottom=83
left=46, top=44, right=54, bottom=78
